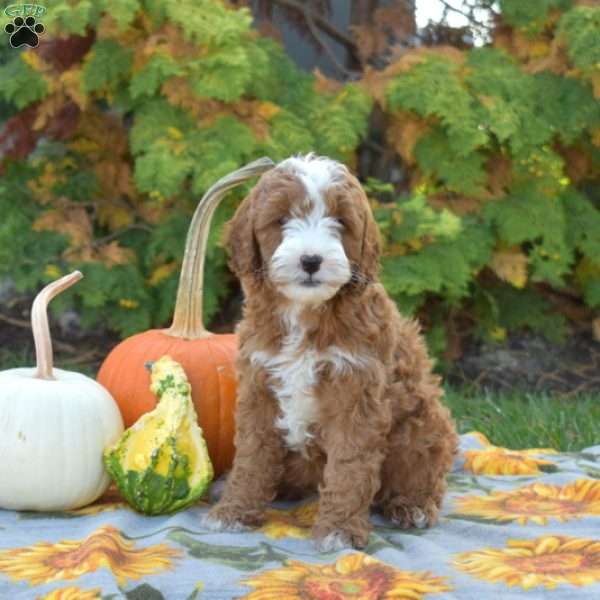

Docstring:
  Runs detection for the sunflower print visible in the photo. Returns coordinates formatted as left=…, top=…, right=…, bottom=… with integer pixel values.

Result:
left=454, top=535, right=600, bottom=590
left=259, top=502, right=319, bottom=539
left=464, top=445, right=557, bottom=475
left=67, top=486, right=128, bottom=516
left=66, top=502, right=127, bottom=516
left=37, top=586, right=101, bottom=599
left=454, top=479, right=600, bottom=525
left=0, top=525, right=181, bottom=586
left=239, top=553, right=450, bottom=599
left=466, top=431, right=491, bottom=446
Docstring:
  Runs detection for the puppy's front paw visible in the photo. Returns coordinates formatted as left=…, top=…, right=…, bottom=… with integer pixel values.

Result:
left=385, top=502, right=439, bottom=530
left=201, top=513, right=250, bottom=533
left=201, top=504, right=259, bottom=532
left=312, top=523, right=370, bottom=552
left=314, top=530, right=352, bottom=552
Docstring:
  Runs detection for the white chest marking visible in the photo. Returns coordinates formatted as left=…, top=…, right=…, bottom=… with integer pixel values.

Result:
left=251, top=313, right=368, bottom=452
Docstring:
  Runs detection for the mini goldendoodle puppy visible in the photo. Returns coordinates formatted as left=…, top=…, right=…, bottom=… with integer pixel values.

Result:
left=204, top=154, right=458, bottom=551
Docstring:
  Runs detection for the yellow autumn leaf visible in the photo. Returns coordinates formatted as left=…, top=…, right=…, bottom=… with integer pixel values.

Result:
left=313, top=68, right=344, bottom=95
left=97, top=203, right=133, bottom=231
left=574, top=257, right=600, bottom=287
left=406, top=238, right=424, bottom=251
left=95, top=161, right=134, bottom=204
left=386, top=114, right=429, bottom=165
left=33, top=204, right=94, bottom=259
left=591, top=73, right=600, bottom=100
left=491, top=249, right=528, bottom=288
left=166, top=126, right=184, bottom=140
left=489, top=326, right=507, bottom=341
left=513, top=31, right=551, bottom=60
left=59, top=69, right=88, bottom=110
left=255, top=101, right=280, bottom=120
left=33, top=96, right=64, bottom=131
left=148, top=262, right=178, bottom=286
left=99, top=241, right=135, bottom=267
left=27, top=162, right=67, bottom=204
left=162, top=78, right=211, bottom=119
left=384, top=242, right=407, bottom=257
left=21, top=50, right=46, bottom=72
left=119, top=298, right=140, bottom=309
left=593, top=318, right=600, bottom=343
left=44, top=264, right=62, bottom=279
left=68, top=138, right=102, bottom=154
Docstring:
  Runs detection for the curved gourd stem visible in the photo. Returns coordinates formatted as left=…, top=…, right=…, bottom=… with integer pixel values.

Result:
left=32, top=271, right=83, bottom=380
left=166, top=157, right=275, bottom=340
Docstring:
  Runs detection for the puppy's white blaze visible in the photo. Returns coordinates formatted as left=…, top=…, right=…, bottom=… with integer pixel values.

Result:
left=279, top=154, right=348, bottom=206
left=271, top=155, right=351, bottom=304
left=253, top=308, right=370, bottom=452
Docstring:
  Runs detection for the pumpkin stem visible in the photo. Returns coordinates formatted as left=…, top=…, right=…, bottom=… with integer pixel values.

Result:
left=166, top=157, right=275, bottom=339
left=32, top=270, right=83, bottom=380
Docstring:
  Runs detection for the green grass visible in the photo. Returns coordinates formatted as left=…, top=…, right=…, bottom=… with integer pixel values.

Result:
left=444, top=387, right=600, bottom=452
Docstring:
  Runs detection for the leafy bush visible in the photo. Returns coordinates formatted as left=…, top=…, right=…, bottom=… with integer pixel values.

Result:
left=373, top=4, right=600, bottom=351
left=0, top=1, right=370, bottom=335
left=0, top=0, right=598, bottom=357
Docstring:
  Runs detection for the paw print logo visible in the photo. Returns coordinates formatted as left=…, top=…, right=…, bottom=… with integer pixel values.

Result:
left=5, top=16, right=44, bottom=48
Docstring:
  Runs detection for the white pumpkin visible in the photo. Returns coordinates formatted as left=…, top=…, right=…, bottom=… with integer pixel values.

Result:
left=0, top=271, right=124, bottom=511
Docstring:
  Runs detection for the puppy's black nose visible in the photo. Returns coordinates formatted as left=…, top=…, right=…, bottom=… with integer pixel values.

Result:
left=300, top=254, right=323, bottom=275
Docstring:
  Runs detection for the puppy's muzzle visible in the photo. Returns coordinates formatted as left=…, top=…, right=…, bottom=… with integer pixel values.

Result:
left=300, top=254, right=323, bottom=275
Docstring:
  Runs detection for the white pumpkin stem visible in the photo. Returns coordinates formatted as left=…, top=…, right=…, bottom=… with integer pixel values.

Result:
left=166, top=157, right=275, bottom=339
left=32, top=271, right=83, bottom=380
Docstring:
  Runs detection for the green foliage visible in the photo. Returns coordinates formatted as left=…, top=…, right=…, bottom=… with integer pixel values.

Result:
left=0, top=55, right=47, bottom=109
left=81, top=40, right=133, bottom=93
left=382, top=19, right=600, bottom=349
left=387, top=55, right=487, bottom=155
left=0, top=0, right=598, bottom=355
left=379, top=208, right=493, bottom=306
left=414, top=129, right=487, bottom=195
left=534, top=73, right=600, bottom=144
left=0, top=0, right=371, bottom=337
left=563, top=190, right=600, bottom=259
left=465, top=48, right=554, bottom=152
left=559, top=6, right=600, bottom=75
left=474, top=285, right=568, bottom=343
left=500, top=0, right=572, bottom=33
left=130, top=55, right=182, bottom=99
left=164, top=0, right=252, bottom=46
left=42, top=0, right=103, bottom=35
left=584, top=279, right=600, bottom=308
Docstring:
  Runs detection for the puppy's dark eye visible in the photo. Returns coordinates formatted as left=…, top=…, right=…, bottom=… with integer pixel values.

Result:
left=278, top=217, right=289, bottom=226
left=334, top=217, right=345, bottom=228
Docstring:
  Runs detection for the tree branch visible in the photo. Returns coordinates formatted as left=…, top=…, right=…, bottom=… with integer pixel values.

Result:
left=92, top=223, right=153, bottom=248
left=269, top=0, right=357, bottom=51
left=302, top=9, right=359, bottom=79
left=438, top=0, right=488, bottom=29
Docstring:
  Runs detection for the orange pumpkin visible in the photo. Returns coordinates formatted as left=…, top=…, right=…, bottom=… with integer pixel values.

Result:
left=97, top=158, right=274, bottom=476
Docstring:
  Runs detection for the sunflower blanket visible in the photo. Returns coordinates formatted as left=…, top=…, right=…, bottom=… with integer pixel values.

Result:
left=1, top=432, right=600, bottom=599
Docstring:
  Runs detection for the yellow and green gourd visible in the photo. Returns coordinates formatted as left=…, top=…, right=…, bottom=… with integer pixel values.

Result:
left=104, top=356, right=213, bottom=515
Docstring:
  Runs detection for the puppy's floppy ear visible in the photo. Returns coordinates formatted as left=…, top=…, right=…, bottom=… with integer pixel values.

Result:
left=353, top=178, right=381, bottom=282
left=223, top=186, right=262, bottom=279
left=359, top=209, right=381, bottom=281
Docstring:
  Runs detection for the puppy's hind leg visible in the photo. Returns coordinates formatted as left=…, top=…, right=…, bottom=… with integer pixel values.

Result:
left=376, top=410, right=457, bottom=530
